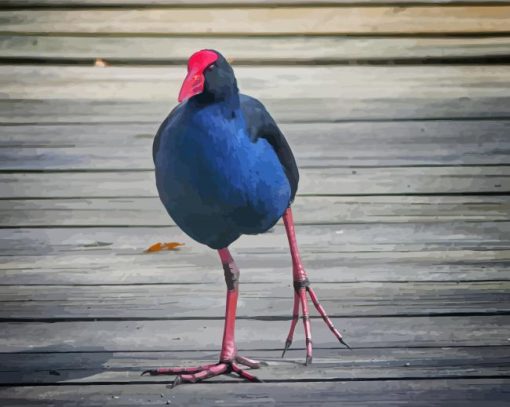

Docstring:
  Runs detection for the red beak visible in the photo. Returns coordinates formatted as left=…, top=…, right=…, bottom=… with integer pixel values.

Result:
left=178, top=50, right=219, bottom=103
left=178, top=70, right=205, bottom=103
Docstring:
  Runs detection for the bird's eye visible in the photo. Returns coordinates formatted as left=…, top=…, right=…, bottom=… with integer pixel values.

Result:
left=206, top=63, right=216, bottom=71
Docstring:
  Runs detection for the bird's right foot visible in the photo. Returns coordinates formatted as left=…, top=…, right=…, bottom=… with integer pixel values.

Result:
left=281, top=279, right=351, bottom=364
left=141, top=355, right=264, bottom=388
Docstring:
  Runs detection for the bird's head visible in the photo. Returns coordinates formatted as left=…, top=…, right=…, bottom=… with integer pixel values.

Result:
left=178, top=49, right=238, bottom=104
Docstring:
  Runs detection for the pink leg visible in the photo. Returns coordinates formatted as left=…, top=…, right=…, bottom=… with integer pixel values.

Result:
left=282, top=207, right=350, bottom=363
left=142, top=247, right=263, bottom=386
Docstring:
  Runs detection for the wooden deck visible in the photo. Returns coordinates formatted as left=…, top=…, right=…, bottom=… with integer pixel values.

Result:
left=1, top=1, right=510, bottom=405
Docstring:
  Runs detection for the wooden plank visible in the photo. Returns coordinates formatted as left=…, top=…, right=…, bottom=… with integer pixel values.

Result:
left=4, top=223, right=507, bottom=254
left=5, top=0, right=510, bottom=6
left=2, top=252, right=508, bottom=285
left=2, top=196, right=509, bottom=227
left=2, top=120, right=510, bottom=170
left=1, top=65, right=508, bottom=122
left=0, top=348, right=508, bottom=385
left=1, top=7, right=510, bottom=35
left=1, top=98, right=509, bottom=123
left=1, top=224, right=509, bottom=285
left=3, top=65, right=509, bottom=102
left=1, top=380, right=509, bottom=406
left=1, top=316, right=508, bottom=352
left=0, top=281, right=507, bottom=319
left=3, top=35, right=510, bottom=62
left=1, top=166, right=508, bottom=198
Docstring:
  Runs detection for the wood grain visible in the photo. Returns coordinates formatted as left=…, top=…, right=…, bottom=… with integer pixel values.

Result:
left=1, top=316, right=508, bottom=352
left=2, top=166, right=508, bottom=198
left=0, top=348, right=508, bottom=385
left=2, top=120, right=510, bottom=170
left=1, top=379, right=508, bottom=406
left=0, top=281, right=507, bottom=320
left=1, top=224, right=508, bottom=285
left=1, top=7, right=510, bottom=35
left=5, top=0, right=510, bottom=6
left=2, top=196, right=509, bottom=227
left=3, top=65, right=509, bottom=101
left=3, top=35, right=510, bottom=62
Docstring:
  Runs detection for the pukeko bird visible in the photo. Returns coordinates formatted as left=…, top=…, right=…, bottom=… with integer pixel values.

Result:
left=143, top=50, right=349, bottom=387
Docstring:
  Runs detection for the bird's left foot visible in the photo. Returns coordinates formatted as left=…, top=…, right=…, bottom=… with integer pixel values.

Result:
left=141, top=355, right=264, bottom=388
left=282, top=279, right=351, bottom=364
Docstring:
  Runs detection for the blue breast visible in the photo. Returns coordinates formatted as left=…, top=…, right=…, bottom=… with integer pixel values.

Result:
left=154, top=101, right=291, bottom=249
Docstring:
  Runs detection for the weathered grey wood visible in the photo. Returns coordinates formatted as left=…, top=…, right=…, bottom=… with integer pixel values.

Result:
left=2, top=196, right=509, bottom=227
left=2, top=252, right=508, bottom=285
left=2, top=120, right=510, bottom=170
left=1, top=316, right=508, bottom=352
left=3, top=35, right=510, bottom=62
left=2, top=98, right=509, bottom=123
left=1, top=3, right=508, bottom=404
left=0, top=281, right=507, bottom=320
left=5, top=0, right=510, bottom=6
left=0, top=347, right=508, bottom=385
left=1, top=7, right=510, bottom=34
left=3, top=65, right=509, bottom=102
left=1, top=380, right=509, bottom=406
left=3, top=223, right=508, bottom=255
left=1, top=225, right=509, bottom=285
left=1, top=65, right=509, bottom=123
left=2, top=166, right=508, bottom=198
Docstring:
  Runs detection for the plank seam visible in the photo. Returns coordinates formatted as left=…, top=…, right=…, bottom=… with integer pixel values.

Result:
left=1, top=311, right=509, bottom=322
left=0, top=375, right=509, bottom=388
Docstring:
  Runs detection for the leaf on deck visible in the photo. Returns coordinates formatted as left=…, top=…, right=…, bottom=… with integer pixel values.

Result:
left=144, top=242, right=185, bottom=253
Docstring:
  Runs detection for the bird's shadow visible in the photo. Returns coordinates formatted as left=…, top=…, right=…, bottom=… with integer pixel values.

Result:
left=0, top=344, right=113, bottom=385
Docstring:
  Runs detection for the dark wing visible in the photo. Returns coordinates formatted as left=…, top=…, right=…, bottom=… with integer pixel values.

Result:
left=240, top=94, right=299, bottom=203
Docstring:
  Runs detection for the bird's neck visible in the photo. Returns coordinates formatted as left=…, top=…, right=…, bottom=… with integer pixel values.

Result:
left=192, top=89, right=240, bottom=119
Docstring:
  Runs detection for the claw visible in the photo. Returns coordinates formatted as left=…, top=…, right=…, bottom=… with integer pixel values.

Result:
left=281, top=338, right=292, bottom=358
left=167, top=375, right=182, bottom=389
left=339, top=338, right=352, bottom=350
left=305, top=355, right=312, bottom=366
left=141, top=369, right=155, bottom=376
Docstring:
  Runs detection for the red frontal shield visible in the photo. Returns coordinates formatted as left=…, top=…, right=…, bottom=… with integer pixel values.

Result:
left=178, top=50, right=219, bottom=102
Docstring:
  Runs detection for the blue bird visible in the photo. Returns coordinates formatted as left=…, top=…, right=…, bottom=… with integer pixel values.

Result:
left=144, top=50, right=349, bottom=386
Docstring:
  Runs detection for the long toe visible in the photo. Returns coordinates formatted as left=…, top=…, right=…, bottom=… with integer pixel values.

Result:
left=143, top=360, right=263, bottom=387
left=141, top=364, right=216, bottom=376
left=235, top=355, right=267, bottom=369
left=307, top=285, right=350, bottom=350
